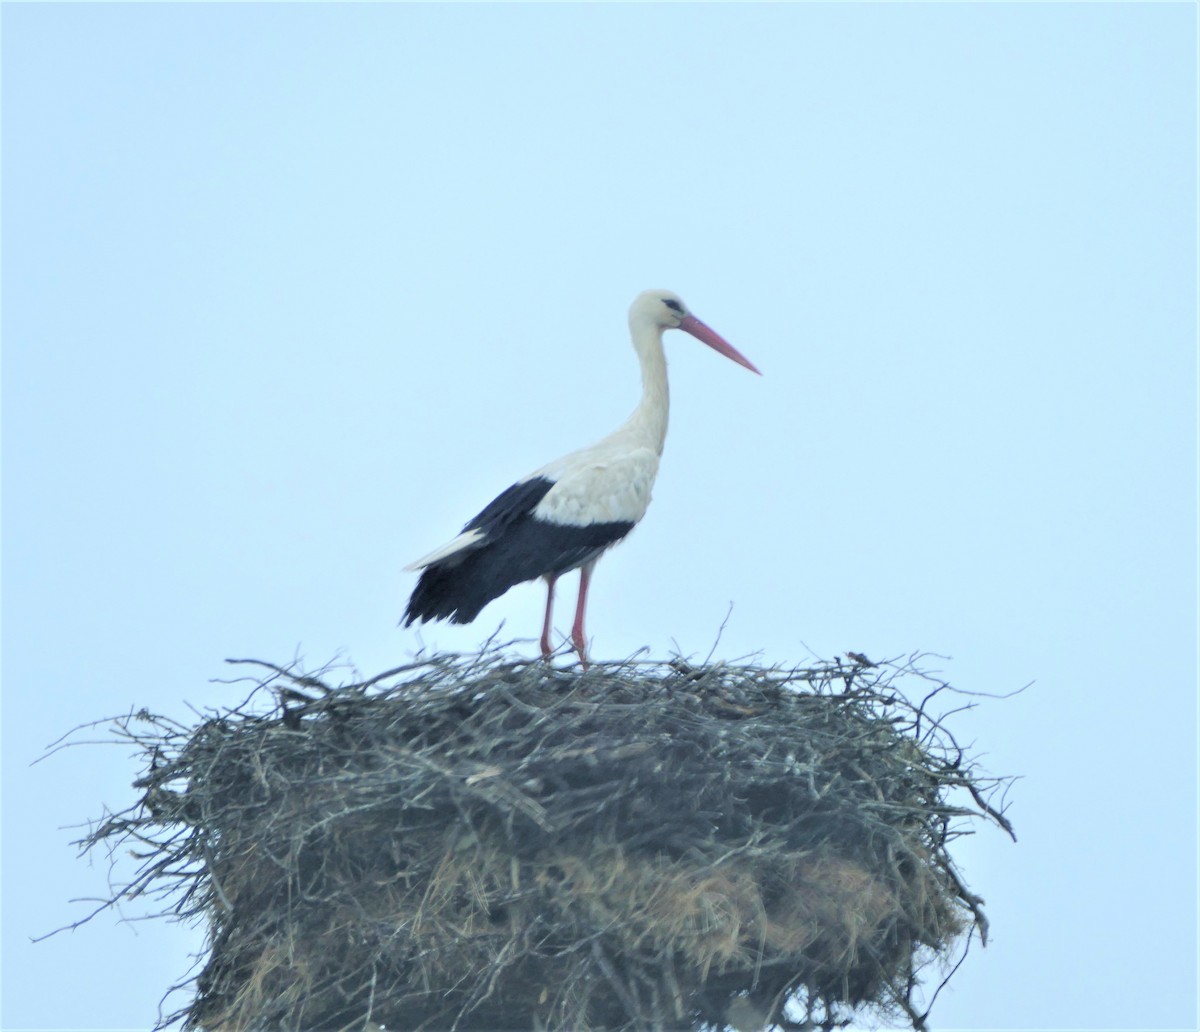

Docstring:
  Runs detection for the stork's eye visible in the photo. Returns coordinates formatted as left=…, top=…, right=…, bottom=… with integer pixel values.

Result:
left=663, top=299, right=683, bottom=313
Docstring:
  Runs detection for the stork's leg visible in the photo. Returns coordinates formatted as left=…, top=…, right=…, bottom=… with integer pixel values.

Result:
left=571, top=560, right=596, bottom=669
left=540, top=573, right=557, bottom=661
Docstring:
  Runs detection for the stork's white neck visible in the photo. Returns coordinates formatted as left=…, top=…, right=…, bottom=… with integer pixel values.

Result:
left=624, top=315, right=670, bottom=455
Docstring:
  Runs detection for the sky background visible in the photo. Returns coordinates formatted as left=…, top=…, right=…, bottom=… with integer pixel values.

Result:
left=2, top=3, right=1196, bottom=1030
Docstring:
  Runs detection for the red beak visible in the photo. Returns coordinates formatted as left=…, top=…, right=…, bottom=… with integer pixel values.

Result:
left=678, top=314, right=761, bottom=375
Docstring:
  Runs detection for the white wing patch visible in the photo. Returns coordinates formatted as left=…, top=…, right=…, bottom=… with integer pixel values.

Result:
left=404, top=528, right=486, bottom=571
left=532, top=446, right=659, bottom=527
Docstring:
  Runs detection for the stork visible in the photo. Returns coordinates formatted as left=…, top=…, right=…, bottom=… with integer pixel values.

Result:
left=402, top=289, right=759, bottom=666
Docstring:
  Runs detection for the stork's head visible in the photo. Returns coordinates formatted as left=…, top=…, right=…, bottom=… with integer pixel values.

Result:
left=629, top=289, right=761, bottom=375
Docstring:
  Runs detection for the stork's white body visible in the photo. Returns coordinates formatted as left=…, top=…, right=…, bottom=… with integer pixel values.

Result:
left=403, top=289, right=758, bottom=666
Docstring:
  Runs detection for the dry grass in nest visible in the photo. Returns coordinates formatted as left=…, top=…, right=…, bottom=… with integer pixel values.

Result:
left=62, top=645, right=1015, bottom=1031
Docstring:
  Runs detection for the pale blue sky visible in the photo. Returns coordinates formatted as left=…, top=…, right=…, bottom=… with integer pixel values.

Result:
left=3, top=3, right=1196, bottom=1030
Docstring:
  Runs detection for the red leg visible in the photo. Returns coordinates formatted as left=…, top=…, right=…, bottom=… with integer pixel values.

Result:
left=571, top=561, right=596, bottom=669
left=540, top=574, right=557, bottom=660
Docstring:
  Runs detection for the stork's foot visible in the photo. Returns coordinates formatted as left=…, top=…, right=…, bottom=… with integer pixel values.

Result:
left=538, top=635, right=586, bottom=669
left=571, top=634, right=590, bottom=671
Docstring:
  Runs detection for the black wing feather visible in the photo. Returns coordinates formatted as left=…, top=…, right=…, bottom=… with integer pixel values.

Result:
left=463, top=477, right=555, bottom=537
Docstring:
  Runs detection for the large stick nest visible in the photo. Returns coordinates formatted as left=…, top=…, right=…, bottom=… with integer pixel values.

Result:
left=74, top=647, right=1014, bottom=1032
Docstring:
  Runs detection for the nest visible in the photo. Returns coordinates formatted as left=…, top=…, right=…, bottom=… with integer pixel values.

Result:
left=75, top=646, right=1014, bottom=1032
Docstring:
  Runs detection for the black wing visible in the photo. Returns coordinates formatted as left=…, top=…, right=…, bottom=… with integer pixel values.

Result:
left=462, top=477, right=555, bottom=539
left=403, top=475, right=633, bottom=626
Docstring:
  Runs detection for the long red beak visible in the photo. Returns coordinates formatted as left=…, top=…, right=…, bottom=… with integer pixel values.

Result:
left=678, top=314, right=761, bottom=375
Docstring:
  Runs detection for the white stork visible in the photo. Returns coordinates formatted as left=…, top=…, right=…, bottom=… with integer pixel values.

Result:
left=402, top=289, right=759, bottom=666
